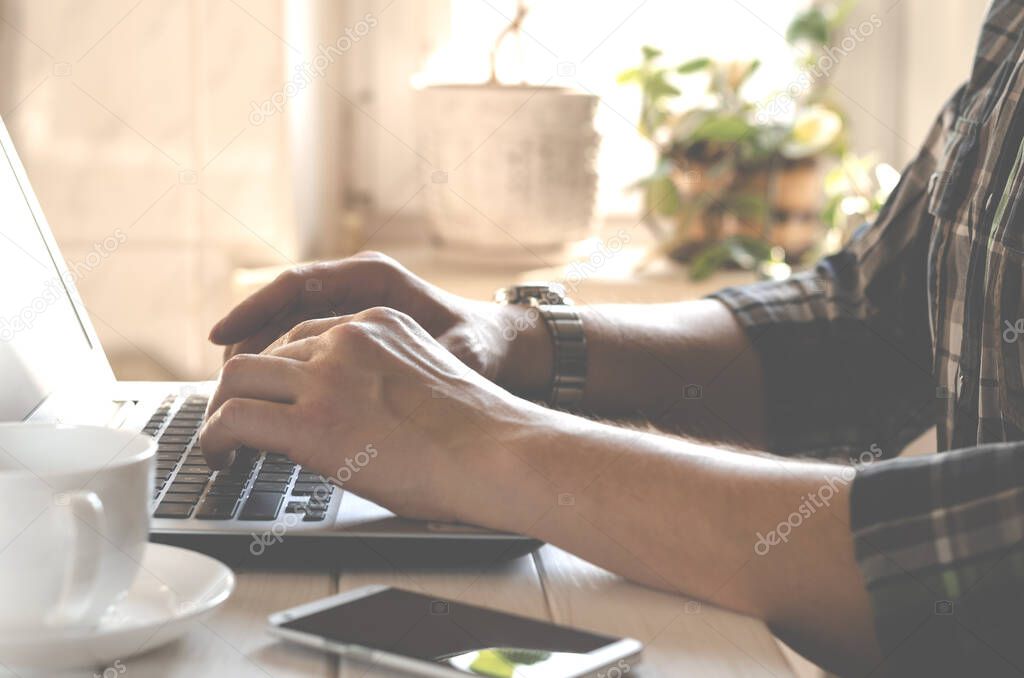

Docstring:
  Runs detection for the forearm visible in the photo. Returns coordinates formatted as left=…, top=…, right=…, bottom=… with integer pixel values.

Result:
left=501, top=299, right=767, bottom=447
left=455, top=405, right=879, bottom=676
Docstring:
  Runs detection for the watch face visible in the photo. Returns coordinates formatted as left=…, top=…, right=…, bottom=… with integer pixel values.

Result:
left=540, top=290, right=564, bottom=305
left=523, top=283, right=567, bottom=304
left=496, top=283, right=568, bottom=305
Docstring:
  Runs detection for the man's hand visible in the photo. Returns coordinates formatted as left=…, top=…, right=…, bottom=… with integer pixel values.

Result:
left=208, top=251, right=552, bottom=398
left=199, top=306, right=539, bottom=522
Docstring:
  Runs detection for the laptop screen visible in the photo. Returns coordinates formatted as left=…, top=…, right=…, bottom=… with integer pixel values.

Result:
left=0, top=139, right=97, bottom=420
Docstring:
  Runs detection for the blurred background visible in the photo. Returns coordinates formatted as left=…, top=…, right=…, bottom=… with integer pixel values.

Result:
left=0, top=0, right=988, bottom=383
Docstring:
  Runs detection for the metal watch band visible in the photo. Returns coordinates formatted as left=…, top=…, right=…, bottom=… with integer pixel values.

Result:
left=537, top=305, right=586, bottom=410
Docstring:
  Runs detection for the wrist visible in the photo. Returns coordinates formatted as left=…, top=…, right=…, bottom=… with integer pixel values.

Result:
left=448, top=396, right=563, bottom=531
left=493, top=303, right=554, bottom=399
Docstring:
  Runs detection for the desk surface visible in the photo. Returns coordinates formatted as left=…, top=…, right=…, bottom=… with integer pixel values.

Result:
left=49, top=543, right=787, bottom=678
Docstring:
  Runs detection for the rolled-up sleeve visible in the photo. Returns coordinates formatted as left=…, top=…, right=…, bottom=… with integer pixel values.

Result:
left=850, top=443, right=1024, bottom=676
left=709, top=97, right=958, bottom=459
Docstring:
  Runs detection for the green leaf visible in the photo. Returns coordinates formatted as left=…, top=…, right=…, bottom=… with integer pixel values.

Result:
left=616, top=67, right=643, bottom=85
left=646, top=175, right=681, bottom=217
left=627, top=157, right=674, bottom=191
left=733, top=234, right=772, bottom=261
left=786, top=9, right=829, bottom=46
left=690, top=236, right=772, bottom=280
left=468, top=650, right=515, bottom=677
left=644, top=71, right=681, bottom=99
left=722, top=193, right=769, bottom=220
left=677, top=57, right=711, bottom=74
left=689, top=242, right=732, bottom=280
left=641, top=45, right=662, bottom=61
left=690, top=115, right=754, bottom=143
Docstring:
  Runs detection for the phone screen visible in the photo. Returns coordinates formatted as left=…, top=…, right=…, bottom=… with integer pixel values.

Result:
left=280, top=588, right=622, bottom=676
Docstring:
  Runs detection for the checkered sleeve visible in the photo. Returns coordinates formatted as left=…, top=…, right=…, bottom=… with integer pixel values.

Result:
left=708, top=98, right=957, bottom=459
left=850, top=442, right=1024, bottom=676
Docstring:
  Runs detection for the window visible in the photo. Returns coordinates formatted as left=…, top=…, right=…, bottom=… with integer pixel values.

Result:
left=418, top=0, right=806, bottom=216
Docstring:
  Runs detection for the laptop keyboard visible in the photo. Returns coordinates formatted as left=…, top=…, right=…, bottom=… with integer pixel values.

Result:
left=145, top=394, right=335, bottom=522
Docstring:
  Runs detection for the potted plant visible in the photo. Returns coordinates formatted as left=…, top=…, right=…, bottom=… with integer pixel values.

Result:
left=621, top=0, right=863, bottom=279
left=416, top=2, right=600, bottom=261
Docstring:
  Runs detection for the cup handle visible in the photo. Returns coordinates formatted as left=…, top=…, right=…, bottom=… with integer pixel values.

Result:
left=49, top=490, right=106, bottom=627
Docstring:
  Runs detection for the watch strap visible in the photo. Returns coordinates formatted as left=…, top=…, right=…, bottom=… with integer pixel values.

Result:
left=538, top=305, right=586, bottom=410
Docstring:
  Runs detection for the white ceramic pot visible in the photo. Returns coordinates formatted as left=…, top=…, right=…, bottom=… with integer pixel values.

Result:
left=418, top=85, right=599, bottom=259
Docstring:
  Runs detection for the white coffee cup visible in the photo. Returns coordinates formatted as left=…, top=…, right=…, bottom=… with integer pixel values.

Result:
left=0, top=424, right=155, bottom=632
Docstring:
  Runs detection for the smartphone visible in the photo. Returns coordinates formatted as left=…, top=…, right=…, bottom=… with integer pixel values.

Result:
left=268, top=585, right=643, bottom=678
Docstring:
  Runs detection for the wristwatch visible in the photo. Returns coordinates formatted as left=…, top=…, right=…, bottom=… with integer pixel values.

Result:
left=494, top=282, right=586, bottom=410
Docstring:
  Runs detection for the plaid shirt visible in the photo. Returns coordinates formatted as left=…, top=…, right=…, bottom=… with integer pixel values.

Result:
left=711, top=1, right=1024, bottom=674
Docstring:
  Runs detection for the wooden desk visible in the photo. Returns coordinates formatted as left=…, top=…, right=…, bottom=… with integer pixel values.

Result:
left=103, top=543, right=791, bottom=677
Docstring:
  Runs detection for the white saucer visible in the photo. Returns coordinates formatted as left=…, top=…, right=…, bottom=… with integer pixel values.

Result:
left=0, top=542, right=235, bottom=670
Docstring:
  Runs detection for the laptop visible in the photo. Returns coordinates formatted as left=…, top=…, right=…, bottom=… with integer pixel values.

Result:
left=0, top=115, right=532, bottom=556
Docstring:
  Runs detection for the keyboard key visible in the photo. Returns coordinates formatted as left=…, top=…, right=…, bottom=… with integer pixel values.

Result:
left=256, top=472, right=292, bottom=483
left=195, top=497, right=239, bottom=520
left=167, top=482, right=205, bottom=495
left=308, top=495, right=331, bottom=509
left=215, top=474, right=251, bottom=486
left=207, top=484, right=246, bottom=497
left=175, top=473, right=212, bottom=484
left=159, top=435, right=193, bottom=444
left=303, top=510, right=327, bottom=522
left=163, top=426, right=198, bottom=436
left=156, top=461, right=178, bottom=471
left=292, top=483, right=332, bottom=496
left=260, top=463, right=295, bottom=473
left=210, top=477, right=246, bottom=487
left=158, top=444, right=187, bottom=453
left=161, top=492, right=200, bottom=504
left=178, top=465, right=212, bottom=475
left=252, top=481, right=289, bottom=493
left=157, top=452, right=182, bottom=461
left=285, top=501, right=306, bottom=513
left=239, top=492, right=283, bottom=520
left=154, top=501, right=193, bottom=518
left=297, top=472, right=328, bottom=483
